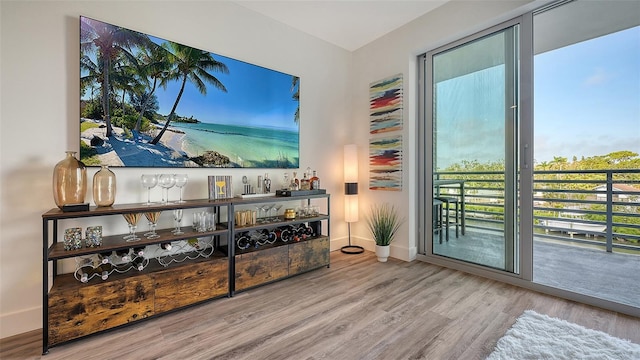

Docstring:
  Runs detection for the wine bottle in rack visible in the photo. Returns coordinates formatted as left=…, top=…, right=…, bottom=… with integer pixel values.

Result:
left=160, top=242, right=172, bottom=251
left=280, top=226, right=293, bottom=243
left=131, top=257, right=145, bottom=271
left=302, top=223, right=314, bottom=238
left=188, top=238, right=201, bottom=250
left=95, top=263, right=112, bottom=280
left=293, top=225, right=302, bottom=242
left=77, top=258, right=94, bottom=283
left=132, top=247, right=145, bottom=257
left=115, top=249, right=131, bottom=262
left=236, top=233, right=250, bottom=250
left=98, top=251, right=112, bottom=265
left=266, top=229, right=277, bottom=244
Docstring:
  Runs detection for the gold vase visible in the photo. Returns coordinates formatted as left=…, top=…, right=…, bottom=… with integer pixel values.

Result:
left=53, top=151, right=87, bottom=209
left=93, top=165, right=116, bottom=207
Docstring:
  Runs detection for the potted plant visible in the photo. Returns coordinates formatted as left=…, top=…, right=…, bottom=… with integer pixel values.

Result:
left=366, top=203, right=404, bottom=262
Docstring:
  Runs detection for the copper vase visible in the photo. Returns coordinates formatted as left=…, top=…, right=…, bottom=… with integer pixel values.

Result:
left=93, top=165, right=116, bottom=207
left=52, top=151, right=87, bottom=209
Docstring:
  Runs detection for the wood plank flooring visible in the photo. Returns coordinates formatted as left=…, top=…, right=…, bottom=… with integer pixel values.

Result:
left=3, top=251, right=640, bottom=359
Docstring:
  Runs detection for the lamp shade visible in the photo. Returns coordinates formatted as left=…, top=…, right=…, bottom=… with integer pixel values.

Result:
left=344, top=194, right=359, bottom=223
left=344, top=144, right=358, bottom=183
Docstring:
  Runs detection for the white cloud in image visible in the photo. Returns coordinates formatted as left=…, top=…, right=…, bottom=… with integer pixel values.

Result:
left=583, top=67, right=613, bottom=86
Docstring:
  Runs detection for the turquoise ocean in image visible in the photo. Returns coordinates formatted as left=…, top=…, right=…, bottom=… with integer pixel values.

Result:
left=174, top=122, right=299, bottom=168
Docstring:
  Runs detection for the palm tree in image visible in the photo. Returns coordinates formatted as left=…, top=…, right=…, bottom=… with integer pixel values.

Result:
left=150, top=42, right=229, bottom=145
left=133, top=44, right=173, bottom=132
left=80, top=17, right=151, bottom=137
left=111, top=56, right=145, bottom=117
left=291, top=76, right=300, bottom=124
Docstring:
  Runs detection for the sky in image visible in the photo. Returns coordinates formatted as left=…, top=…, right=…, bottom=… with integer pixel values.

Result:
left=435, top=24, right=639, bottom=169
left=534, top=25, right=640, bottom=163
left=149, top=35, right=299, bottom=132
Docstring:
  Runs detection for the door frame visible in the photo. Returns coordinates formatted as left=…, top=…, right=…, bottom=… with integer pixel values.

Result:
left=417, top=15, right=534, bottom=280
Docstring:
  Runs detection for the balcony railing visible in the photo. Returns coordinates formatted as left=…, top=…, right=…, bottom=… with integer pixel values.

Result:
left=434, top=169, right=640, bottom=254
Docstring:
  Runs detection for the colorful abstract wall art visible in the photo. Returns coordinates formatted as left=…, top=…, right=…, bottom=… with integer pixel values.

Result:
left=369, top=135, right=402, bottom=191
left=369, top=74, right=403, bottom=135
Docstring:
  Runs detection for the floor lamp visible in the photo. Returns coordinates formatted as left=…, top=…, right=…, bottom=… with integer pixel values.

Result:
left=342, top=144, right=364, bottom=254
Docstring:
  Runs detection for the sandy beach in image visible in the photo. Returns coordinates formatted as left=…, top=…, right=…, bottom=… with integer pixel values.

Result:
left=80, top=119, right=203, bottom=167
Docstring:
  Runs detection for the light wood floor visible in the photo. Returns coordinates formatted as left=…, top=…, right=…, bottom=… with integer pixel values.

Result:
left=3, top=251, right=640, bottom=360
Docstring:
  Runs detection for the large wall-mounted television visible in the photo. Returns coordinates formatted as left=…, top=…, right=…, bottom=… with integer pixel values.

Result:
left=80, top=16, right=300, bottom=168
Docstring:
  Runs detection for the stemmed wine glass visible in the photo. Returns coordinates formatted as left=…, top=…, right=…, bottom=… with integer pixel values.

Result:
left=158, top=174, right=176, bottom=204
left=273, top=204, right=283, bottom=220
left=123, top=213, right=141, bottom=242
left=140, top=174, right=158, bottom=205
left=174, top=174, right=188, bottom=203
left=144, top=211, right=161, bottom=239
left=172, top=209, right=184, bottom=235
left=261, top=203, right=273, bottom=223
left=254, top=204, right=263, bottom=224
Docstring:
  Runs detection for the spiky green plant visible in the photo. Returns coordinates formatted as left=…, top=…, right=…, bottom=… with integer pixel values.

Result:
left=366, top=203, right=404, bottom=246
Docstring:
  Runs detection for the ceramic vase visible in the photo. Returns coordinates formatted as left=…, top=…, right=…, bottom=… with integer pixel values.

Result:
left=52, top=151, right=87, bottom=209
left=375, top=245, right=390, bottom=262
left=93, top=165, right=116, bottom=207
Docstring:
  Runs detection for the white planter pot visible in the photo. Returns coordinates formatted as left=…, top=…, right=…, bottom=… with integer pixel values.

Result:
left=375, top=245, right=390, bottom=262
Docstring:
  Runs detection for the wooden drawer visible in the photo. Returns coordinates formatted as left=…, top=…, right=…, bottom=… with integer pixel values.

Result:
left=153, top=259, right=228, bottom=313
left=48, top=276, right=154, bottom=345
left=235, top=246, right=288, bottom=291
left=289, top=236, right=330, bottom=275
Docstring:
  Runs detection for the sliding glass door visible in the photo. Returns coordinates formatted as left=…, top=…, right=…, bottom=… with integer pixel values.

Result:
left=421, top=21, right=521, bottom=273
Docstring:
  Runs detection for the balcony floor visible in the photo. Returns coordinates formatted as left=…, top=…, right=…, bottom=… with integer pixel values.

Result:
left=432, top=229, right=640, bottom=308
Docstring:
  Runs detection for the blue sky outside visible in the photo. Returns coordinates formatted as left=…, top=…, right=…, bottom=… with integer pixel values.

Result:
left=534, top=25, right=640, bottom=163
left=435, top=25, right=639, bottom=169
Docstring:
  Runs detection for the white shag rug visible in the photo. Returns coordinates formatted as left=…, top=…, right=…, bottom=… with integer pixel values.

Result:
left=487, top=310, right=640, bottom=360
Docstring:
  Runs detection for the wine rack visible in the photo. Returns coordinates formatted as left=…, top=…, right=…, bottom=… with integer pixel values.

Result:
left=42, top=193, right=330, bottom=354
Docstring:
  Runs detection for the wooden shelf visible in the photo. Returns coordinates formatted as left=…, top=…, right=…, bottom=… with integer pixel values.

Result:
left=48, top=226, right=228, bottom=260
left=233, top=235, right=328, bottom=255
left=42, top=192, right=330, bottom=353
left=42, top=198, right=230, bottom=220
left=234, top=215, right=328, bottom=232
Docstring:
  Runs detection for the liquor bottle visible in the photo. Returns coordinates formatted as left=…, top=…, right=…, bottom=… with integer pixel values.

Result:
left=132, top=257, right=145, bottom=271
left=132, top=247, right=145, bottom=258
left=310, top=170, right=320, bottom=190
left=263, top=173, right=271, bottom=193
left=300, top=172, right=311, bottom=190
left=160, top=242, right=172, bottom=251
left=292, top=171, right=299, bottom=190
left=98, top=251, right=112, bottom=265
left=115, top=249, right=131, bottom=262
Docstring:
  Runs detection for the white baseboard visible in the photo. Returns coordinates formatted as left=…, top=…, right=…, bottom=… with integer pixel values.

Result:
left=0, top=306, right=41, bottom=339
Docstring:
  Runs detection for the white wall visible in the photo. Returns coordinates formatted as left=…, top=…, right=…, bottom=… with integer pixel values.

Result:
left=0, top=0, right=352, bottom=338
left=349, top=0, right=536, bottom=261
